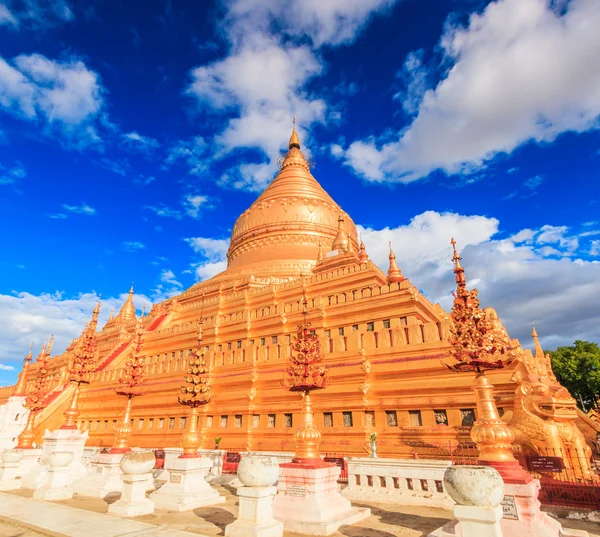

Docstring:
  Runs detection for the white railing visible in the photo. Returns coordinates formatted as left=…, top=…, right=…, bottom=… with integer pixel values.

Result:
left=342, top=457, right=454, bottom=509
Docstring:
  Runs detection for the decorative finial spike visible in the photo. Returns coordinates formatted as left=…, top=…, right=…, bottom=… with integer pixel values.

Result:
left=289, top=117, right=301, bottom=149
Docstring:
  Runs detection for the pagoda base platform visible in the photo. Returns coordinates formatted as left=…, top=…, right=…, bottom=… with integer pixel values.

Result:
left=150, top=456, right=225, bottom=512
left=225, top=485, right=283, bottom=537
left=272, top=461, right=370, bottom=536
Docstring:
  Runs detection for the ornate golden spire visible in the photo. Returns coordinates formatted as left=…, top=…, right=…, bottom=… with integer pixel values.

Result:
left=532, top=321, right=544, bottom=358
left=447, top=238, right=516, bottom=372
left=358, top=237, right=368, bottom=263
left=289, top=116, right=301, bottom=149
left=46, top=334, right=54, bottom=356
left=13, top=345, right=33, bottom=397
left=387, top=242, right=404, bottom=284
left=90, top=299, right=101, bottom=331
left=451, top=237, right=466, bottom=289
left=115, top=286, right=136, bottom=324
left=331, top=212, right=349, bottom=252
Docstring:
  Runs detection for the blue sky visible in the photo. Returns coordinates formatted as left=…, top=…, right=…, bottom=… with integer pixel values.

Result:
left=1, top=0, right=599, bottom=384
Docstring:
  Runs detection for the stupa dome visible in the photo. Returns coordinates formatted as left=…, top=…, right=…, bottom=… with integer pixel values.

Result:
left=223, top=125, right=359, bottom=281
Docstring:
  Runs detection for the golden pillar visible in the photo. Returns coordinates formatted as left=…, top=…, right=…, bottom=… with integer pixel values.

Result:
left=282, top=288, right=328, bottom=463
left=470, top=373, right=517, bottom=463
left=178, top=315, right=211, bottom=458
left=111, top=321, right=146, bottom=453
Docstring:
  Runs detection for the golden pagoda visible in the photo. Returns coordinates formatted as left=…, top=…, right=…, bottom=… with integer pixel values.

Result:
left=1, top=124, right=597, bottom=461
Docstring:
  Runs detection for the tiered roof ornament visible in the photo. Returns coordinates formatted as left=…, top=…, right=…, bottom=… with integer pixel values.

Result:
left=387, top=242, right=404, bottom=284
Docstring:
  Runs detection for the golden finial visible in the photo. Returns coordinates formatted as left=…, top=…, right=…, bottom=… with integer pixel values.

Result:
left=532, top=321, right=544, bottom=358
left=47, top=334, right=54, bottom=356
left=451, top=238, right=466, bottom=288
left=142, top=304, right=146, bottom=316
left=14, top=345, right=34, bottom=396
left=358, top=235, right=368, bottom=263
left=331, top=211, right=349, bottom=252
left=289, top=116, right=301, bottom=149
left=387, top=242, right=404, bottom=283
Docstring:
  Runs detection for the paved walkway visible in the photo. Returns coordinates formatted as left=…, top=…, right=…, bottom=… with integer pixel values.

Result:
left=0, top=486, right=598, bottom=537
left=0, top=492, right=204, bottom=537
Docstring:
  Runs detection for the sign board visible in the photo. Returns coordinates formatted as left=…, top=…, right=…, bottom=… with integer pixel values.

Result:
left=500, top=495, right=519, bottom=520
left=526, top=456, right=564, bottom=473
left=170, top=472, right=182, bottom=484
left=286, top=484, right=307, bottom=497
left=226, top=452, right=241, bottom=463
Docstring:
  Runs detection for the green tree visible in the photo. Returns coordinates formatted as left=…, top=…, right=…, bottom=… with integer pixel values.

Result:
left=549, top=340, right=600, bottom=411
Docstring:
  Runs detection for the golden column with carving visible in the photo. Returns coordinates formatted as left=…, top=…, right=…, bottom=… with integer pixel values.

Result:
left=16, top=344, right=49, bottom=449
left=282, top=285, right=328, bottom=463
left=61, top=302, right=101, bottom=429
left=178, top=316, right=211, bottom=458
left=111, top=320, right=147, bottom=453
left=445, top=239, right=531, bottom=481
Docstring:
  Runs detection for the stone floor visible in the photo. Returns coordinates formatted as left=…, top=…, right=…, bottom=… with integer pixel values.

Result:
left=0, top=520, right=49, bottom=537
left=3, top=483, right=600, bottom=537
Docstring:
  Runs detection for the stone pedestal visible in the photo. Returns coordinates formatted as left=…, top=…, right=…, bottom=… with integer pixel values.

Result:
left=73, top=453, right=124, bottom=498
left=0, top=449, right=24, bottom=491
left=150, top=456, right=225, bottom=512
left=501, top=480, right=586, bottom=537
left=226, top=486, right=283, bottom=537
left=22, top=427, right=88, bottom=490
left=108, top=473, right=154, bottom=517
left=453, top=505, right=503, bottom=537
left=33, top=451, right=74, bottom=501
left=272, top=461, right=370, bottom=536
left=0, top=396, right=28, bottom=450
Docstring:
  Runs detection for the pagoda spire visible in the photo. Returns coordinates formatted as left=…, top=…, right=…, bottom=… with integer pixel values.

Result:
left=115, top=285, right=136, bottom=324
left=331, top=211, right=349, bottom=252
left=13, top=344, right=33, bottom=397
left=90, top=298, right=101, bottom=331
left=358, top=236, right=368, bottom=263
left=46, top=334, right=54, bottom=356
left=289, top=116, right=301, bottom=149
left=451, top=237, right=466, bottom=289
left=387, top=242, right=404, bottom=284
left=532, top=322, right=544, bottom=359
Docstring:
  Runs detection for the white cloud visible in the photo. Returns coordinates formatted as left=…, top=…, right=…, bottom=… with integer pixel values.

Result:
left=144, top=205, right=182, bottom=220
left=0, top=53, right=105, bottom=148
left=524, top=175, right=544, bottom=190
left=0, top=290, right=152, bottom=379
left=185, top=237, right=230, bottom=281
left=0, top=161, right=26, bottom=185
left=224, top=0, right=398, bottom=48
left=0, top=0, right=73, bottom=29
left=341, top=0, right=600, bottom=183
left=122, top=241, right=145, bottom=252
left=184, top=194, right=210, bottom=218
left=121, top=131, right=159, bottom=153
left=184, top=0, right=399, bottom=191
left=590, top=240, right=600, bottom=256
left=359, top=211, right=600, bottom=349
left=0, top=364, right=15, bottom=371
left=0, top=5, right=18, bottom=26
left=393, top=49, right=430, bottom=115
left=62, top=202, right=96, bottom=215
left=162, top=136, right=208, bottom=175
